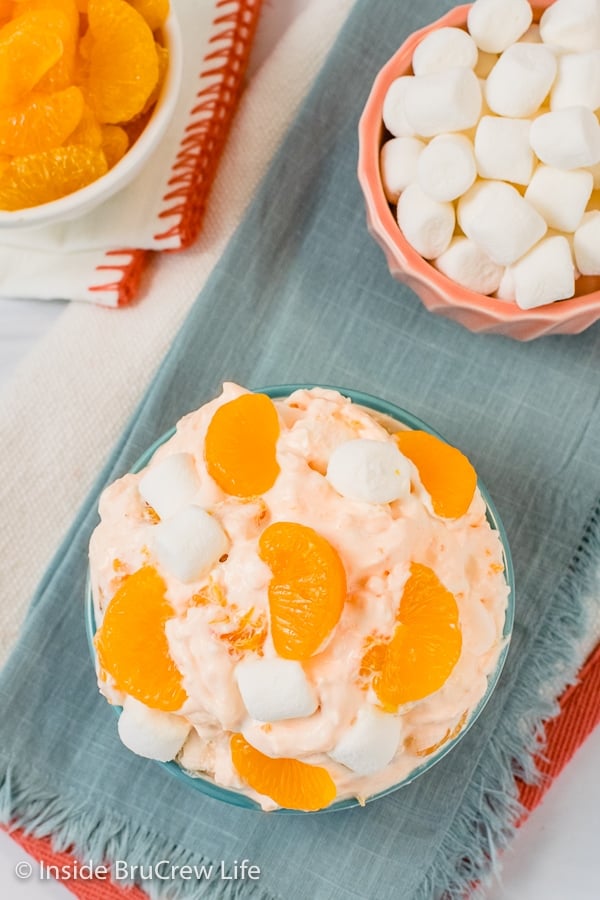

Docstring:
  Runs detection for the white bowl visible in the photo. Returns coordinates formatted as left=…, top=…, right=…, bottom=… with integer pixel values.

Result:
left=0, top=12, right=183, bottom=229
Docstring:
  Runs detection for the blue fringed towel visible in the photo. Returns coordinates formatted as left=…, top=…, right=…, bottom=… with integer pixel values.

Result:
left=1, top=0, right=600, bottom=897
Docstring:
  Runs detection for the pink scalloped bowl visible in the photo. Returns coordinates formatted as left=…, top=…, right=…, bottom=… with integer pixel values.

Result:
left=357, top=0, right=600, bottom=340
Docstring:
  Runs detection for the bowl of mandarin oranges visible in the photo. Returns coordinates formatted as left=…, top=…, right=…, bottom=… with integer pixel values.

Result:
left=86, top=384, right=514, bottom=812
left=0, top=0, right=181, bottom=227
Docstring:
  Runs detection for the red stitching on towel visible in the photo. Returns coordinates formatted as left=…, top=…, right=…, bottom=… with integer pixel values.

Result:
left=88, top=0, right=263, bottom=308
left=153, top=0, right=263, bottom=247
left=516, top=640, right=600, bottom=816
left=87, top=249, right=148, bottom=307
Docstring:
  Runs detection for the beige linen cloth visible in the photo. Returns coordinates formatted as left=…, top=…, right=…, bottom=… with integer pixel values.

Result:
left=0, top=0, right=356, bottom=665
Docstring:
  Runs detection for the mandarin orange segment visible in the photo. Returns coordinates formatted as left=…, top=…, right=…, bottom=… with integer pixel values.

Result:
left=0, top=11, right=64, bottom=105
left=23, top=0, right=79, bottom=90
left=230, top=733, right=336, bottom=811
left=395, top=430, right=477, bottom=519
left=366, top=563, right=462, bottom=709
left=38, top=53, right=76, bottom=92
left=127, top=0, right=168, bottom=31
left=259, top=521, right=347, bottom=660
left=0, top=86, right=83, bottom=155
left=67, top=103, right=102, bottom=148
left=0, top=144, right=107, bottom=210
left=397, top=562, right=461, bottom=630
left=204, top=393, right=281, bottom=497
left=141, top=41, right=168, bottom=114
left=94, top=565, right=188, bottom=712
left=86, top=0, right=159, bottom=123
left=99, top=123, right=128, bottom=166
left=20, top=0, right=78, bottom=29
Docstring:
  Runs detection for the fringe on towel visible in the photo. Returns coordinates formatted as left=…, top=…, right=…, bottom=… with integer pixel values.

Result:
left=0, top=766, right=278, bottom=900
left=0, top=500, right=598, bottom=900
left=417, top=497, right=600, bottom=900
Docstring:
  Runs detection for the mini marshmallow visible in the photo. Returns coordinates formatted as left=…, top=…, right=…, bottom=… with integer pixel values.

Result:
left=403, top=66, right=482, bottom=137
left=551, top=51, right=600, bottom=110
left=457, top=180, right=547, bottom=265
left=467, top=0, right=533, bottom=53
left=329, top=705, right=402, bottom=776
left=380, top=137, right=425, bottom=202
left=178, top=730, right=215, bottom=773
left=434, top=236, right=504, bottom=295
left=496, top=266, right=516, bottom=301
left=234, top=658, right=318, bottom=722
left=474, top=115, right=534, bottom=184
left=417, top=133, right=476, bottom=201
left=412, top=26, right=478, bottom=75
left=152, top=505, right=228, bottom=583
left=397, top=183, right=455, bottom=260
left=539, top=0, right=600, bottom=53
left=139, top=453, right=200, bottom=520
left=525, top=165, right=593, bottom=231
left=529, top=107, right=600, bottom=169
left=382, top=76, right=416, bottom=137
left=552, top=229, right=579, bottom=276
left=511, top=235, right=575, bottom=309
left=117, top=696, right=191, bottom=762
left=574, top=210, right=600, bottom=274
left=327, top=438, right=412, bottom=504
left=485, top=43, right=557, bottom=118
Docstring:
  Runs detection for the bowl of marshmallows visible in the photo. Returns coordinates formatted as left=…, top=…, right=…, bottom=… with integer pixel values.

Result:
left=358, top=0, right=600, bottom=339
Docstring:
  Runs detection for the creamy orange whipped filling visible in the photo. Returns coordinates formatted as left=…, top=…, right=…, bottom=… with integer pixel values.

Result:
left=89, top=383, right=510, bottom=811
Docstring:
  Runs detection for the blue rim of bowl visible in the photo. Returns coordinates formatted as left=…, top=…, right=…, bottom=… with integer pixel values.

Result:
left=85, top=384, right=515, bottom=814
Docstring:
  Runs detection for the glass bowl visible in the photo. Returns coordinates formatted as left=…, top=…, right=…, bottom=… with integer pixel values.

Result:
left=85, top=384, right=515, bottom=813
left=357, top=0, right=600, bottom=340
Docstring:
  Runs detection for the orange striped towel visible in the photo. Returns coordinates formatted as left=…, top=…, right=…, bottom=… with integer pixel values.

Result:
left=0, top=0, right=262, bottom=307
left=6, top=641, right=600, bottom=900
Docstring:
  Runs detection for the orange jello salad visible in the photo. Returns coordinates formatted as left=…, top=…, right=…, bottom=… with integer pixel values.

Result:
left=89, top=383, right=510, bottom=812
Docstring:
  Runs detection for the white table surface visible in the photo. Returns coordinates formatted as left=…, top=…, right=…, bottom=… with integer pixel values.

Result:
left=0, top=0, right=598, bottom=897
